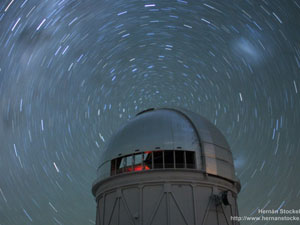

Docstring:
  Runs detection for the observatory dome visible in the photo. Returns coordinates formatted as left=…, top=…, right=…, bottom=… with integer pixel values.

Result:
left=95, top=108, right=239, bottom=186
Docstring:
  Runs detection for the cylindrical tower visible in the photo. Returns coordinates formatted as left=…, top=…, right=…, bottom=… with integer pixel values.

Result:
left=92, top=108, right=241, bottom=225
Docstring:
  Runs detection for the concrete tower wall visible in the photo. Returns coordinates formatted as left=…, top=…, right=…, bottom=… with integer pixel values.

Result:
left=94, top=171, right=240, bottom=225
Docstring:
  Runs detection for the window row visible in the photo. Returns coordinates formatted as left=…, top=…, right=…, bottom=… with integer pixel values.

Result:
left=111, top=150, right=196, bottom=176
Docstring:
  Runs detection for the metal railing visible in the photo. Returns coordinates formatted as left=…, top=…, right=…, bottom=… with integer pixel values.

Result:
left=110, top=150, right=196, bottom=176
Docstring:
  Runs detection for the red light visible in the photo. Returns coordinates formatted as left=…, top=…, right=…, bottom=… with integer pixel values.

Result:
left=123, top=165, right=151, bottom=173
left=134, top=165, right=143, bottom=171
left=133, top=165, right=150, bottom=171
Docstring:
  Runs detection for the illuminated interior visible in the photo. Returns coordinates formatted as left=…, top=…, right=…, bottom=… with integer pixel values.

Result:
left=110, top=150, right=195, bottom=176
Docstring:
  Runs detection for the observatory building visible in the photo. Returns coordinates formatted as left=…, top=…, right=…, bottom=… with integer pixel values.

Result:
left=92, top=108, right=241, bottom=225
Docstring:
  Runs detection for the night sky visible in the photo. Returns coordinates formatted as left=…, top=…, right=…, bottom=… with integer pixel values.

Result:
left=0, top=0, right=300, bottom=224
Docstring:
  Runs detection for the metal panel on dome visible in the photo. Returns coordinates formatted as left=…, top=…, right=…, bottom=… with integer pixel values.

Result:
left=96, top=108, right=238, bottom=184
left=176, top=108, right=231, bottom=150
left=203, top=143, right=234, bottom=165
left=169, top=108, right=236, bottom=181
left=98, top=109, right=201, bottom=166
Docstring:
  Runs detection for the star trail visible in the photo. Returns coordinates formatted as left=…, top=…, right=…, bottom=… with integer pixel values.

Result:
left=0, top=0, right=299, bottom=224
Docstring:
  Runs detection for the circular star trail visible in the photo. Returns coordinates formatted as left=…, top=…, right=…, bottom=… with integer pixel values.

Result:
left=0, top=0, right=299, bottom=224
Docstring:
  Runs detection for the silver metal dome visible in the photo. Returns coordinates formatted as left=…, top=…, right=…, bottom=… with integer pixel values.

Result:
left=96, top=108, right=239, bottom=184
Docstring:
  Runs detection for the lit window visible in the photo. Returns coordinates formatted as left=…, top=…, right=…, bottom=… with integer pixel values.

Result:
left=132, top=153, right=143, bottom=171
left=110, top=150, right=196, bottom=176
